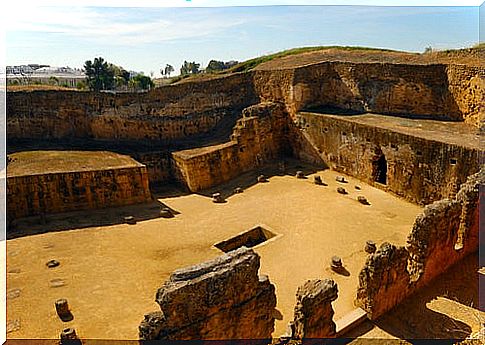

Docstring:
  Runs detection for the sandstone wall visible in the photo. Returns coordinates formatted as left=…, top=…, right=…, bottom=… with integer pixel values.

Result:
left=172, top=102, right=290, bottom=192
left=355, top=169, right=482, bottom=319
left=7, top=165, right=151, bottom=219
left=139, top=247, right=276, bottom=341
left=446, top=64, right=485, bottom=128
left=6, top=73, right=257, bottom=142
left=7, top=62, right=483, bottom=146
left=294, top=112, right=479, bottom=205
left=292, top=279, right=338, bottom=340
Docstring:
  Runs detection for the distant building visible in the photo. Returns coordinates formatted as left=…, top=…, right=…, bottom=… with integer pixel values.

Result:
left=7, top=65, right=86, bottom=88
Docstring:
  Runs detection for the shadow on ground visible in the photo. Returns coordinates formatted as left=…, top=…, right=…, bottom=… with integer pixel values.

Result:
left=7, top=199, right=179, bottom=239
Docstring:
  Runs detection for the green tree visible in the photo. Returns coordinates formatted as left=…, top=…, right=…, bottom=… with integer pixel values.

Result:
left=180, top=61, right=200, bottom=75
left=206, top=60, right=226, bottom=73
left=130, top=74, right=154, bottom=91
left=84, top=57, right=115, bottom=91
left=163, top=64, right=174, bottom=77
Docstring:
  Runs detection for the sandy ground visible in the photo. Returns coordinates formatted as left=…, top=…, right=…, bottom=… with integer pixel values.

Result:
left=7, top=166, right=424, bottom=340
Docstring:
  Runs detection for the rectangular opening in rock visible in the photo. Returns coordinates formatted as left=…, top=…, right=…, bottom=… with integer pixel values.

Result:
left=214, top=225, right=278, bottom=253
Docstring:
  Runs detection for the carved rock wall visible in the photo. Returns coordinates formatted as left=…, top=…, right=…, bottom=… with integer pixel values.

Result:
left=292, top=279, right=338, bottom=340
left=7, top=165, right=152, bottom=219
left=139, top=247, right=276, bottom=341
left=172, top=102, right=290, bottom=192
left=294, top=112, right=479, bottom=205
left=7, top=62, right=483, bottom=146
left=356, top=169, right=482, bottom=319
left=6, top=73, right=258, bottom=142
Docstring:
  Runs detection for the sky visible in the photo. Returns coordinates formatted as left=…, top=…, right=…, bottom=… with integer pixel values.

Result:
left=3, top=2, right=483, bottom=77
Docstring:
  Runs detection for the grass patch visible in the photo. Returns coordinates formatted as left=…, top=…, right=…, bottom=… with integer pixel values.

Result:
left=226, top=45, right=401, bottom=73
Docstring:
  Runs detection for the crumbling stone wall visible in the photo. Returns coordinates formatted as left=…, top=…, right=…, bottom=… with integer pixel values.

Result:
left=292, top=279, right=338, bottom=340
left=7, top=165, right=151, bottom=219
left=7, top=62, right=483, bottom=145
left=356, top=169, right=482, bottom=319
left=139, top=247, right=276, bottom=341
left=294, top=112, right=479, bottom=205
left=7, top=73, right=257, bottom=142
left=172, top=102, right=291, bottom=192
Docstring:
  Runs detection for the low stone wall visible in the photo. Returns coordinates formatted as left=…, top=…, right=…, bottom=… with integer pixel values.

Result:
left=355, top=169, right=482, bottom=319
left=294, top=112, right=479, bottom=205
left=172, top=102, right=290, bottom=192
left=7, top=165, right=152, bottom=220
left=291, top=279, right=338, bottom=340
left=139, top=247, right=276, bottom=341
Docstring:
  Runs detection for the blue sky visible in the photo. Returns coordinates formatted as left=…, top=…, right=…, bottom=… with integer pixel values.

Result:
left=5, top=5, right=480, bottom=76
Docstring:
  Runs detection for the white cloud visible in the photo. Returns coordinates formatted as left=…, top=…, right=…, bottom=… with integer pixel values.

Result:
left=5, top=6, right=248, bottom=45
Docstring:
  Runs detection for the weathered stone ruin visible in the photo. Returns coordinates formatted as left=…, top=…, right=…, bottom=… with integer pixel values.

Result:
left=5, top=48, right=483, bottom=341
left=139, top=247, right=277, bottom=341
left=356, top=168, right=482, bottom=319
left=292, top=279, right=338, bottom=340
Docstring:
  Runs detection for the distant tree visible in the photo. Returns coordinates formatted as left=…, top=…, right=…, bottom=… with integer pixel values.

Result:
left=130, top=74, right=154, bottom=91
left=424, top=46, right=433, bottom=54
left=84, top=57, right=115, bottom=91
left=206, top=60, right=226, bottom=73
left=163, top=64, right=174, bottom=78
left=180, top=61, right=200, bottom=75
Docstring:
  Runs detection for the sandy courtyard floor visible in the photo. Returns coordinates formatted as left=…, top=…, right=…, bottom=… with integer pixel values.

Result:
left=6, top=166, right=424, bottom=340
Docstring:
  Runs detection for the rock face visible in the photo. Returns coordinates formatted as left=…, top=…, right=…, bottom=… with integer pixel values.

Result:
left=172, top=102, right=290, bottom=192
left=292, top=279, right=338, bottom=339
left=7, top=165, right=151, bottom=220
left=139, top=247, right=276, bottom=341
left=356, top=169, right=483, bottom=319
left=295, top=111, right=479, bottom=205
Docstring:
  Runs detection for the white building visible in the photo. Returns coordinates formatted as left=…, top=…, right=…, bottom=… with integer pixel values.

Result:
left=7, top=65, right=86, bottom=88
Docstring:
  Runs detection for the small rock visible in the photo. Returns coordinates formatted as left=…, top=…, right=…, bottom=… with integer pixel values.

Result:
left=336, top=176, right=347, bottom=183
left=7, top=288, right=21, bottom=299
left=55, top=299, right=71, bottom=320
left=355, top=185, right=361, bottom=190
left=46, top=259, right=60, bottom=268
left=60, top=327, right=79, bottom=341
left=50, top=278, right=66, bottom=288
left=331, top=256, right=343, bottom=271
left=8, top=268, right=21, bottom=274
left=124, top=216, right=136, bottom=225
left=365, top=240, right=377, bottom=254
left=234, top=187, right=243, bottom=194
left=337, top=187, right=347, bottom=194
left=357, top=196, right=370, bottom=205
left=314, top=175, right=323, bottom=185
left=257, top=174, right=267, bottom=183
left=6, top=319, right=20, bottom=333
left=212, top=193, right=224, bottom=203
left=160, top=208, right=173, bottom=218
left=296, top=170, right=305, bottom=179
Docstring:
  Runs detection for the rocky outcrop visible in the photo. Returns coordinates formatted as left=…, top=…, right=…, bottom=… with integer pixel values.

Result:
left=292, top=279, right=338, bottom=340
left=356, top=169, right=483, bottom=319
left=139, top=247, right=276, bottom=341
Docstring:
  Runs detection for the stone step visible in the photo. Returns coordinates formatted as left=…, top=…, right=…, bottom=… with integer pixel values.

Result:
left=335, top=307, right=368, bottom=337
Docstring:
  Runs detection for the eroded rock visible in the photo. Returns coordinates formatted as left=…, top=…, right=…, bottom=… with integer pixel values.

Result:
left=292, top=279, right=338, bottom=339
left=139, top=247, right=276, bottom=341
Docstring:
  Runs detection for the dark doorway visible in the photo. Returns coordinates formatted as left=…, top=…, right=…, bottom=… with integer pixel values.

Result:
left=375, top=155, right=387, bottom=185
